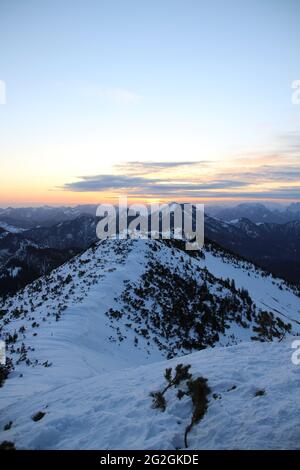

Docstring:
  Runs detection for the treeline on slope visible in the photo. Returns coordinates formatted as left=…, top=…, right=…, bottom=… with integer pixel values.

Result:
left=0, top=246, right=81, bottom=299
left=106, top=253, right=291, bottom=357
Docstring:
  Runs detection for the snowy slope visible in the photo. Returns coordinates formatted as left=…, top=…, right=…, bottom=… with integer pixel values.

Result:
left=203, top=243, right=300, bottom=326
left=1, top=238, right=299, bottom=378
left=1, top=340, right=300, bottom=450
left=1, top=238, right=300, bottom=449
left=0, top=222, right=26, bottom=234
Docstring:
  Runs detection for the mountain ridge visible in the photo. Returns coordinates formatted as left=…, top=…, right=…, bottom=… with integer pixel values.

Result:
left=1, top=237, right=300, bottom=449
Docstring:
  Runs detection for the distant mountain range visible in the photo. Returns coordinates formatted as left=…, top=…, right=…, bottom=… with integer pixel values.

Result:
left=0, top=216, right=96, bottom=297
left=0, top=205, right=98, bottom=230
left=1, top=201, right=299, bottom=228
left=204, top=215, right=300, bottom=285
left=0, top=203, right=299, bottom=298
left=208, top=202, right=300, bottom=224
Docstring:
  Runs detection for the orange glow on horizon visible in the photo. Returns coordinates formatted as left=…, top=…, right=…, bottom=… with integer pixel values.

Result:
left=0, top=190, right=298, bottom=208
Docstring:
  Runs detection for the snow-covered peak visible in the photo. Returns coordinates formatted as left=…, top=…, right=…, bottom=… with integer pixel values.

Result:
left=1, top=238, right=300, bottom=449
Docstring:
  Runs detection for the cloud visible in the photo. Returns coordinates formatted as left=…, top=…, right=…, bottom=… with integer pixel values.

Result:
left=219, top=165, right=300, bottom=183
left=115, top=160, right=210, bottom=175
left=61, top=152, right=300, bottom=201
left=62, top=174, right=248, bottom=195
left=132, top=180, right=248, bottom=194
left=207, top=189, right=300, bottom=199
left=62, top=175, right=158, bottom=192
left=278, top=132, right=300, bottom=156
left=91, top=87, right=142, bottom=105
left=258, top=167, right=300, bottom=182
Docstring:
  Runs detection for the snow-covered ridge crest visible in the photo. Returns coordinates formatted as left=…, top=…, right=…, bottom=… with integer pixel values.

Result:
left=1, top=238, right=300, bottom=449
left=0, top=238, right=299, bottom=376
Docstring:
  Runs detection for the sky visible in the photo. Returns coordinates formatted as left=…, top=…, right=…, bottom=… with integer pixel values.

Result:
left=0, top=0, right=300, bottom=206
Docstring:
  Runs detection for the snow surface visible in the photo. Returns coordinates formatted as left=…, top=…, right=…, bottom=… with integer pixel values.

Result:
left=1, top=238, right=300, bottom=449
left=6, top=267, right=22, bottom=278
left=0, top=222, right=26, bottom=233
left=203, top=246, right=300, bottom=326
left=1, top=340, right=300, bottom=449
